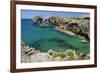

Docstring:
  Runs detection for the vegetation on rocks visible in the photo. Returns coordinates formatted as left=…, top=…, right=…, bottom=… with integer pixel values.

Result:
left=21, top=41, right=90, bottom=62
left=47, top=49, right=89, bottom=61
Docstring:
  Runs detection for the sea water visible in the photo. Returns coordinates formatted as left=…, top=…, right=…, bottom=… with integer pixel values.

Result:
left=21, top=19, right=90, bottom=53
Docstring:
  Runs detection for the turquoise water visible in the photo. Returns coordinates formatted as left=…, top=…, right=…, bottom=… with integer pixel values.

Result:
left=21, top=19, right=90, bottom=53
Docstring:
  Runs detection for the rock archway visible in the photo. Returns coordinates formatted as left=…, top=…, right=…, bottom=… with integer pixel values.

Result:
left=32, top=16, right=45, bottom=25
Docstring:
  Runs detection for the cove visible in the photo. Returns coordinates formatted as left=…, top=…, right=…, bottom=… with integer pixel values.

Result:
left=21, top=19, right=90, bottom=53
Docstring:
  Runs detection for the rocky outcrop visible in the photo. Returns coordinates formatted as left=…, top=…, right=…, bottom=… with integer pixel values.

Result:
left=48, top=16, right=65, bottom=26
left=32, top=16, right=90, bottom=40
left=32, top=16, right=45, bottom=24
left=48, top=16, right=90, bottom=41
left=21, top=41, right=40, bottom=63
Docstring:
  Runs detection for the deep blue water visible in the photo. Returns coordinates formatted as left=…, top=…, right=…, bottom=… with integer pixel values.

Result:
left=21, top=19, right=90, bottom=53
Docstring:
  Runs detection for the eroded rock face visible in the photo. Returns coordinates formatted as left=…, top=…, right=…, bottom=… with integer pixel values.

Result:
left=48, top=16, right=65, bottom=26
left=21, top=41, right=40, bottom=63
left=48, top=17, right=90, bottom=41
left=32, top=15, right=90, bottom=41
left=32, top=16, right=45, bottom=24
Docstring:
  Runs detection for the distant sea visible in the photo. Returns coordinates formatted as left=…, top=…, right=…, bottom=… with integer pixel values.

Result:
left=21, top=19, right=90, bottom=53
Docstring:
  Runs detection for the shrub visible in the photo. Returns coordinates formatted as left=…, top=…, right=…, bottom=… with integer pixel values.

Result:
left=65, top=49, right=76, bottom=60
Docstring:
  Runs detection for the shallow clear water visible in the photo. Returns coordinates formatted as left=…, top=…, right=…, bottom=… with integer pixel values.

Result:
left=21, top=19, right=90, bottom=53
